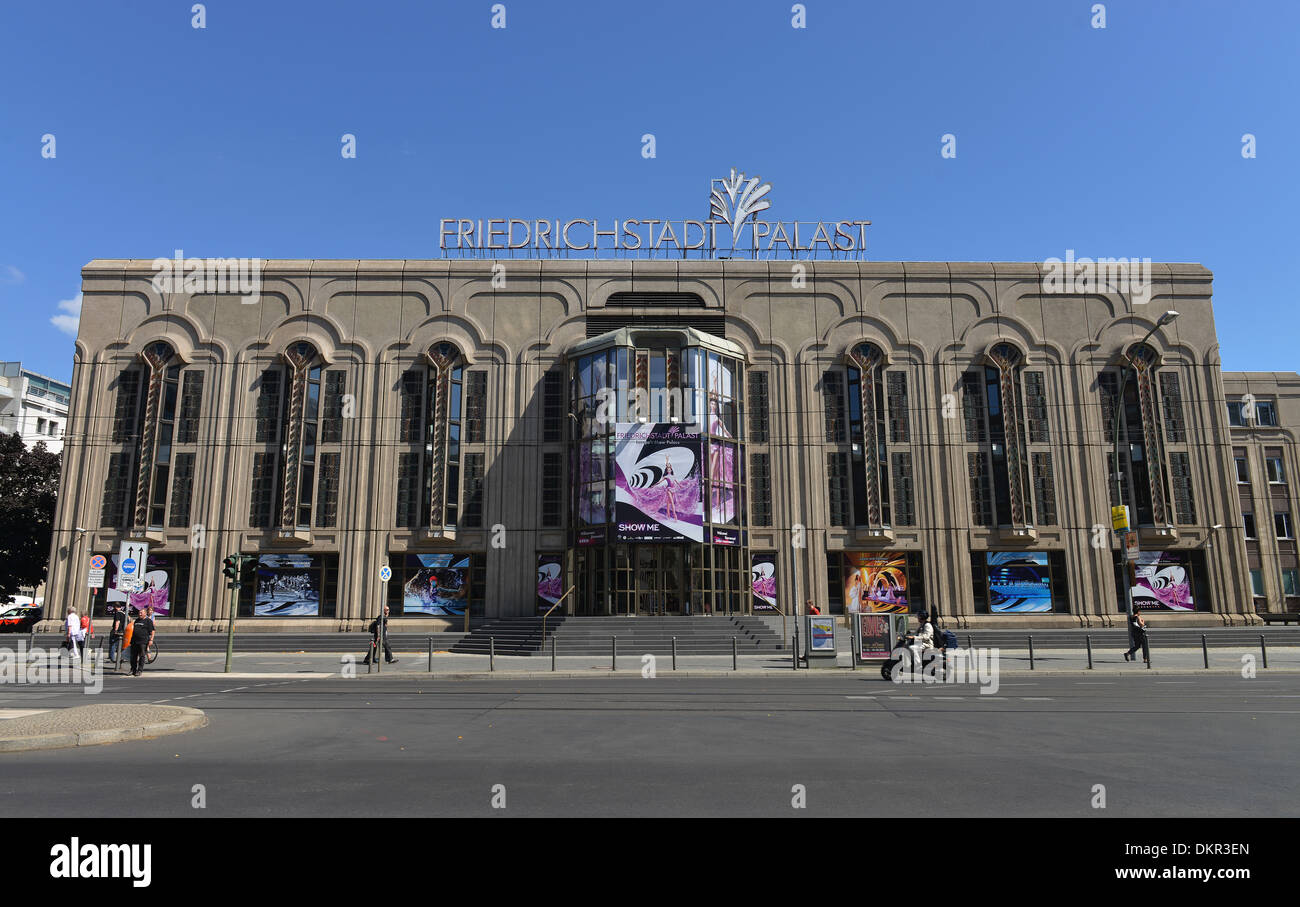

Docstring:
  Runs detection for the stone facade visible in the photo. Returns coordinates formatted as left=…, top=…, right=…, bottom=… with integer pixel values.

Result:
left=43, top=258, right=1272, bottom=629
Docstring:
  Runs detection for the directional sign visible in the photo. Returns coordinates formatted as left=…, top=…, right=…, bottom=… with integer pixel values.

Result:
left=89, top=554, right=107, bottom=570
left=87, top=568, right=105, bottom=589
left=117, top=540, right=149, bottom=592
left=379, top=565, right=392, bottom=582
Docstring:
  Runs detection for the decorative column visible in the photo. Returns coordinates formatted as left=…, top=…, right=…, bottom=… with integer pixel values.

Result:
left=132, top=341, right=174, bottom=529
left=426, top=342, right=459, bottom=529
left=279, top=341, right=316, bottom=528
left=1128, top=344, right=1170, bottom=527
left=988, top=343, right=1029, bottom=528
left=847, top=342, right=884, bottom=528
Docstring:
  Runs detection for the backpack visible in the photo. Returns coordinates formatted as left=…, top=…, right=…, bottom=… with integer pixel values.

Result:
left=942, top=629, right=959, bottom=650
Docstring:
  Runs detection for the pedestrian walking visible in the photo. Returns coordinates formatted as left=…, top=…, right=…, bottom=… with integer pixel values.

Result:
left=1124, top=612, right=1149, bottom=662
left=362, top=605, right=398, bottom=665
left=64, top=608, right=82, bottom=661
left=806, top=599, right=821, bottom=616
left=107, top=605, right=127, bottom=662
left=129, top=607, right=156, bottom=676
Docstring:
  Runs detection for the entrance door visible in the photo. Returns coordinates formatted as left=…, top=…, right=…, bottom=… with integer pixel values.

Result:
left=635, top=546, right=687, bottom=615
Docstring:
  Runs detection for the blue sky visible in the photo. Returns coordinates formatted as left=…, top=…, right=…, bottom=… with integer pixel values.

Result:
left=1, top=0, right=1296, bottom=380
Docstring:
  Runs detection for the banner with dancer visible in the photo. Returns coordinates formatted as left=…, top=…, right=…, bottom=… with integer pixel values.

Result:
left=613, top=422, right=704, bottom=542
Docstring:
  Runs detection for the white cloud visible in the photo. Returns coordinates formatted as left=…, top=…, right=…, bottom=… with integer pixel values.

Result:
left=50, top=294, right=82, bottom=336
left=0, top=264, right=24, bottom=284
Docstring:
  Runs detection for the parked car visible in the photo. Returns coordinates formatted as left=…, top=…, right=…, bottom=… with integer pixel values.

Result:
left=0, top=605, right=44, bottom=633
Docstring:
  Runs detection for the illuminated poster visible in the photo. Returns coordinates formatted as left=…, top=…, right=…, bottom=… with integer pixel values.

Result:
left=986, top=552, right=1052, bottom=613
left=254, top=554, right=319, bottom=616
left=843, top=552, right=909, bottom=613
left=613, top=422, right=704, bottom=542
left=1132, top=551, right=1194, bottom=611
left=750, top=554, right=777, bottom=612
left=403, top=554, right=470, bottom=616
left=537, top=555, right=563, bottom=614
left=106, top=554, right=172, bottom=617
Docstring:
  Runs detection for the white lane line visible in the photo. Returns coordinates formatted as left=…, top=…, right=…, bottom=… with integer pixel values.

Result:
left=934, top=696, right=965, bottom=701
left=1021, top=697, right=1054, bottom=701
left=1157, top=682, right=1195, bottom=684
left=845, top=696, right=877, bottom=699
left=1075, top=682, right=1115, bottom=685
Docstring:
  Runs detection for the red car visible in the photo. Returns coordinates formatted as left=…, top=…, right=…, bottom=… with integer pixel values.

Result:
left=0, top=605, right=44, bottom=633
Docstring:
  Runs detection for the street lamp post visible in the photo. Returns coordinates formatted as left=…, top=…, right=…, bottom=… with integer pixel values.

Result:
left=1113, top=310, right=1179, bottom=641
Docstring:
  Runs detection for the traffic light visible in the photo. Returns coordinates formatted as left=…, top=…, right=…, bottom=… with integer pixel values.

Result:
left=222, top=555, right=239, bottom=587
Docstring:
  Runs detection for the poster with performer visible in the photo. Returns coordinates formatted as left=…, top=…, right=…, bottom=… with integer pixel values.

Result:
left=750, top=554, right=777, bottom=612
left=254, top=555, right=320, bottom=616
left=843, top=552, right=909, bottom=613
left=105, top=554, right=172, bottom=617
left=613, top=422, right=704, bottom=542
left=403, top=554, right=470, bottom=616
left=537, top=554, right=563, bottom=614
left=986, top=552, right=1053, bottom=613
left=1131, top=551, right=1195, bottom=611
left=856, top=612, right=894, bottom=659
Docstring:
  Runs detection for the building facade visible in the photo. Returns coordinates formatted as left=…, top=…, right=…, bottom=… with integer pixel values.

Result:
left=0, top=361, right=71, bottom=453
left=42, top=258, right=1290, bottom=630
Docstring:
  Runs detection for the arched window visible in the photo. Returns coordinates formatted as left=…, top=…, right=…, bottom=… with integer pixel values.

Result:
left=249, top=342, right=346, bottom=530
left=823, top=341, right=913, bottom=529
left=396, top=342, right=483, bottom=531
left=961, top=343, right=1034, bottom=528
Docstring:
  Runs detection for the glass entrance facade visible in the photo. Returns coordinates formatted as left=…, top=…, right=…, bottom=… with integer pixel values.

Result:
left=567, top=327, right=750, bottom=615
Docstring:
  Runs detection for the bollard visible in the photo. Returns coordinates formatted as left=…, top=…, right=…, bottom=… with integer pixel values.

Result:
left=1202, top=634, right=1209, bottom=669
left=967, top=634, right=973, bottom=650
left=1261, top=635, right=1268, bottom=669
left=367, top=639, right=373, bottom=675
left=792, top=636, right=797, bottom=671
left=732, top=637, right=737, bottom=671
left=611, top=636, right=617, bottom=672
left=1028, top=635, right=1035, bottom=671
left=427, top=636, right=433, bottom=673
left=551, top=636, right=557, bottom=671
left=1086, top=635, right=1093, bottom=670
left=672, top=636, right=677, bottom=671
left=489, top=636, right=495, bottom=672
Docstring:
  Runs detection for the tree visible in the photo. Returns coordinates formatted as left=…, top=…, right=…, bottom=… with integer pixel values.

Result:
left=0, top=432, right=62, bottom=603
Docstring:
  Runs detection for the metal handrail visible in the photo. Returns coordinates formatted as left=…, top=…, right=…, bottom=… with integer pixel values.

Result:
left=541, top=585, right=577, bottom=648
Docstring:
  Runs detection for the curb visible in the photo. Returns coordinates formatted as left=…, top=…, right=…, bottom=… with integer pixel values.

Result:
left=349, top=667, right=1300, bottom=680
left=0, top=707, right=208, bottom=753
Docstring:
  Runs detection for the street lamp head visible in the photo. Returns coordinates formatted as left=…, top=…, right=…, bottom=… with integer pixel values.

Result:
left=74, top=527, right=86, bottom=534
left=1158, top=310, right=1179, bottom=326
left=1212, top=523, right=1223, bottom=530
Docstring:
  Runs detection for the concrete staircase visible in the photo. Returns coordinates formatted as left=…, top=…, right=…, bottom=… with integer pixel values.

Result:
left=449, top=616, right=788, bottom=656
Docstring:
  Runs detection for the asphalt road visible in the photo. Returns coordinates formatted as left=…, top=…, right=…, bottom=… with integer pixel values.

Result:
left=3, top=673, right=1298, bottom=817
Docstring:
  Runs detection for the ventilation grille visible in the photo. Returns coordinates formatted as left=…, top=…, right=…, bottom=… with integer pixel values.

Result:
left=585, top=315, right=726, bottom=338
left=606, top=292, right=705, bottom=307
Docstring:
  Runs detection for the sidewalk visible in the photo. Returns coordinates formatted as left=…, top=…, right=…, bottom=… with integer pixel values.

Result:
left=71, top=646, right=1300, bottom=678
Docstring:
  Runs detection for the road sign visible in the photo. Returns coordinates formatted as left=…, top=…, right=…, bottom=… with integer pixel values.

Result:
left=1111, top=505, right=1130, bottom=532
left=379, top=565, right=392, bottom=582
left=89, top=554, right=107, bottom=570
left=87, top=569, right=105, bottom=588
left=117, top=540, right=149, bottom=592
left=1124, top=531, right=1139, bottom=560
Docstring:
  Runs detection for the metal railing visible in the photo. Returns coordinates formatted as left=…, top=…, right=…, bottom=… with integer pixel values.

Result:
left=540, top=585, right=577, bottom=652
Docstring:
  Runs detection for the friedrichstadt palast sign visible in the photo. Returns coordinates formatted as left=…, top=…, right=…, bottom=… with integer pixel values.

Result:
left=439, top=168, right=871, bottom=259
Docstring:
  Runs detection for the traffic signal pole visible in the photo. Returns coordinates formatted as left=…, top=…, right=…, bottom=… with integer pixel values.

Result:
left=222, top=554, right=246, bottom=673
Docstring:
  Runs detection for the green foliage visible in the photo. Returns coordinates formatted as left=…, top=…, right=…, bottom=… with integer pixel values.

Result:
left=0, top=432, right=62, bottom=602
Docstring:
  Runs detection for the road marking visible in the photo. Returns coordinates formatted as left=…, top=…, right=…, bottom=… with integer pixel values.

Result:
left=1075, top=682, right=1115, bottom=685
left=1157, top=681, right=1195, bottom=684
left=1021, top=697, right=1054, bottom=701
left=934, top=696, right=965, bottom=700
left=845, top=695, right=876, bottom=699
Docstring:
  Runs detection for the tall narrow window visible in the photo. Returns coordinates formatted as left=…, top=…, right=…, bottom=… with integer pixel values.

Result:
left=749, top=371, right=770, bottom=443
left=961, top=371, right=986, bottom=443
left=461, top=452, right=485, bottom=527
left=750, top=452, right=772, bottom=526
left=541, top=452, right=563, bottom=528
left=175, top=371, right=204, bottom=444
left=397, top=342, right=467, bottom=532
left=1158, top=372, right=1186, bottom=444
left=886, top=371, right=908, bottom=443
left=1169, top=451, right=1196, bottom=525
left=112, top=370, right=143, bottom=443
left=316, top=453, right=340, bottom=528
left=890, top=451, right=914, bottom=526
left=1032, top=452, right=1057, bottom=526
left=320, top=370, right=346, bottom=444
left=968, top=452, right=993, bottom=526
left=1024, top=371, right=1050, bottom=444
left=101, top=452, right=134, bottom=527
left=822, top=371, right=846, bottom=443
left=465, top=371, right=487, bottom=444
left=542, top=369, right=564, bottom=442
left=827, top=452, right=850, bottom=527
left=395, top=453, right=422, bottom=529
left=168, top=452, right=196, bottom=528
